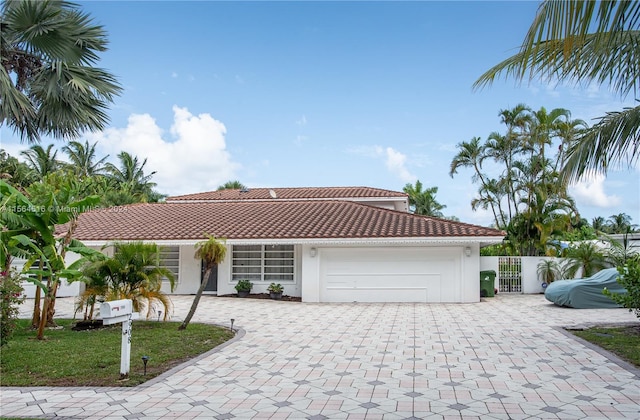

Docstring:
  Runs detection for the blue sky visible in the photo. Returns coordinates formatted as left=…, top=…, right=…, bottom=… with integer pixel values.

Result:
left=1, top=1, right=638, bottom=227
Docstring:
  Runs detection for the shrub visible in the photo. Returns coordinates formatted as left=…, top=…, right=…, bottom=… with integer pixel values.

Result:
left=267, top=283, right=283, bottom=293
left=537, top=259, right=560, bottom=284
left=1, top=269, right=26, bottom=346
left=604, top=258, right=640, bottom=319
left=235, top=279, right=253, bottom=292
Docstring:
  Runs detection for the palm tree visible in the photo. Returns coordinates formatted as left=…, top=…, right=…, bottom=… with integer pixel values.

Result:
left=179, top=235, right=227, bottom=330
left=607, top=213, right=633, bottom=234
left=20, top=144, right=60, bottom=180
left=81, top=242, right=176, bottom=319
left=471, top=178, right=506, bottom=228
left=449, top=136, right=489, bottom=184
left=564, top=242, right=608, bottom=278
left=555, top=117, right=588, bottom=173
left=1, top=0, right=121, bottom=142
left=537, top=259, right=561, bottom=284
left=605, top=231, right=640, bottom=268
left=62, top=140, right=108, bottom=178
left=0, top=149, right=37, bottom=189
left=474, top=0, right=640, bottom=182
left=403, top=180, right=446, bottom=217
left=591, top=216, right=608, bottom=234
left=105, top=151, right=158, bottom=200
left=217, top=180, right=246, bottom=190
left=484, top=129, right=521, bottom=220
left=527, top=107, right=570, bottom=164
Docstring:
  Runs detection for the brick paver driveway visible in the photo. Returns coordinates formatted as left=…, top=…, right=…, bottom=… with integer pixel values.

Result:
left=2, top=294, right=639, bottom=419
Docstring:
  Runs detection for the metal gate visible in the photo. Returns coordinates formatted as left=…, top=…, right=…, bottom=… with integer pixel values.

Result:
left=498, top=257, right=522, bottom=293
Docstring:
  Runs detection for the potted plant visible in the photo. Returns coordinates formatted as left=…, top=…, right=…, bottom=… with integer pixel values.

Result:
left=235, top=279, right=253, bottom=297
left=267, top=283, right=284, bottom=300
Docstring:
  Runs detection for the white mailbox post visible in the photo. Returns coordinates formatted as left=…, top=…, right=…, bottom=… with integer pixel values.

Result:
left=100, top=299, right=140, bottom=378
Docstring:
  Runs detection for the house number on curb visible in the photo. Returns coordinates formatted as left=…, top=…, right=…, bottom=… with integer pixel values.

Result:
left=100, top=299, right=140, bottom=378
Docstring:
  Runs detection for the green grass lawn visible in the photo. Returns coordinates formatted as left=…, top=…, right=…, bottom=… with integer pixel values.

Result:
left=0, top=319, right=234, bottom=387
left=572, top=325, right=640, bottom=367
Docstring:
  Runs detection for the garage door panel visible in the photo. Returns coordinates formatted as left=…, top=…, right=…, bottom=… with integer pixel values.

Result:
left=319, top=247, right=460, bottom=303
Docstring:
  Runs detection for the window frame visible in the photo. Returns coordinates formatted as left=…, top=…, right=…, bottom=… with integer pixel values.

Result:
left=159, top=245, right=180, bottom=283
left=231, top=244, right=295, bottom=283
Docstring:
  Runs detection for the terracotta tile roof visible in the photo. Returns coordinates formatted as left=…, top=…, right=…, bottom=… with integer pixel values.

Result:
left=65, top=200, right=504, bottom=242
left=166, top=186, right=408, bottom=202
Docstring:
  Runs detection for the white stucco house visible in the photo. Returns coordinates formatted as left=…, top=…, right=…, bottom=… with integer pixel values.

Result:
left=62, top=186, right=505, bottom=303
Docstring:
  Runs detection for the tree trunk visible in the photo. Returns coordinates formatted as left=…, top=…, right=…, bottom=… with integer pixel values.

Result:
left=31, top=285, right=41, bottom=330
left=37, top=278, right=59, bottom=339
left=31, top=259, right=44, bottom=329
left=178, top=267, right=211, bottom=330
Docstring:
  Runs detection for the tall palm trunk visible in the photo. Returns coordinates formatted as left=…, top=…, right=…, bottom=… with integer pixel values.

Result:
left=179, top=266, right=211, bottom=330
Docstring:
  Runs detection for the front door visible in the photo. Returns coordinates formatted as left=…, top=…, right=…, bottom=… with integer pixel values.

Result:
left=201, top=261, right=218, bottom=293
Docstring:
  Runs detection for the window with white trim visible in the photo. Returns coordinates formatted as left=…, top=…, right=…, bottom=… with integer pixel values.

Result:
left=159, top=246, right=180, bottom=282
left=232, top=244, right=294, bottom=282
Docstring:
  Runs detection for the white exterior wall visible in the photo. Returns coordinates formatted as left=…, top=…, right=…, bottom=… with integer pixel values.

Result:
left=162, top=245, right=202, bottom=295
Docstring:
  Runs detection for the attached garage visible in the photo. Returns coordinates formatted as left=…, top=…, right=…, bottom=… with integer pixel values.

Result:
left=318, top=247, right=462, bottom=303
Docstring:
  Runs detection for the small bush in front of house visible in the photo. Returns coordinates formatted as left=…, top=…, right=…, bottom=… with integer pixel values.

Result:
left=235, top=279, right=253, bottom=292
left=1, top=269, right=26, bottom=346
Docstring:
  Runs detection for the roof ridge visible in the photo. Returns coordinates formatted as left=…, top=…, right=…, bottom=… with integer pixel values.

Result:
left=167, top=185, right=408, bottom=199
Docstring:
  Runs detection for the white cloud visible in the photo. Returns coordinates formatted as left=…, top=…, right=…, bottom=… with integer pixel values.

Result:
left=296, top=115, right=307, bottom=126
left=171, top=72, right=178, bottom=78
left=569, top=173, right=622, bottom=208
left=88, top=106, right=240, bottom=196
left=382, top=147, right=416, bottom=183
left=347, top=145, right=417, bottom=183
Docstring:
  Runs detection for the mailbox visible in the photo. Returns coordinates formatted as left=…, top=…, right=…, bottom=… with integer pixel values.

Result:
left=100, top=299, right=133, bottom=318
left=98, top=298, right=140, bottom=378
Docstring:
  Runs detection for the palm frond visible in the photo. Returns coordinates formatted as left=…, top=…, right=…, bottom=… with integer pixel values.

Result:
left=562, top=104, right=640, bottom=182
left=474, top=1, right=640, bottom=99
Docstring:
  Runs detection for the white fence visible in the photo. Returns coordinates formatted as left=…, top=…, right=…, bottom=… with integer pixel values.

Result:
left=480, top=256, right=567, bottom=294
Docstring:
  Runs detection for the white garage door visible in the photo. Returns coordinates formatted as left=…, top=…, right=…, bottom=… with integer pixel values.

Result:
left=319, top=247, right=461, bottom=303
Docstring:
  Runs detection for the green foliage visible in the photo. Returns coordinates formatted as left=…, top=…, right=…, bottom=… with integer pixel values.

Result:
left=78, top=242, right=175, bottom=320
left=605, top=231, right=640, bottom=267
left=61, top=140, right=109, bottom=178
left=194, top=235, right=227, bottom=271
left=537, top=259, right=560, bottom=284
left=104, top=151, right=160, bottom=202
left=561, top=224, right=597, bottom=242
left=474, top=0, right=640, bottom=182
left=235, top=279, right=253, bottom=292
left=1, top=0, right=122, bottom=142
left=572, top=326, right=640, bottom=367
left=0, top=269, right=25, bottom=346
left=479, top=243, right=510, bottom=256
left=564, top=242, right=609, bottom=278
left=218, top=180, right=247, bottom=190
left=0, top=149, right=36, bottom=189
left=403, top=180, right=446, bottom=217
left=267, top=283, right=284, bottom=293
left=450, top=105, right=582, bottom=255
left=604, top=258, right=640, bottom=320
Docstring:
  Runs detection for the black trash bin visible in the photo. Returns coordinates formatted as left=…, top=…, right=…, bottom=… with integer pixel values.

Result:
left=480, top=270, right=496, bottom=297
